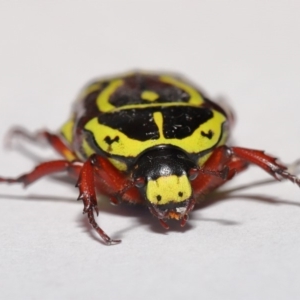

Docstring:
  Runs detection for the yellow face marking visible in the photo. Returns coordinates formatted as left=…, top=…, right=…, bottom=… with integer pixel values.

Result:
left=96, top=79, right=124, bottom=112
left=146, top=175, right=192, bottom=205
left=60, top=119, right=74, bottom=144
left=159, top=75, right=205, bottom=106
left=141, top=90, right=160, bottom=102
left=84, top=108, right=227, bottom=158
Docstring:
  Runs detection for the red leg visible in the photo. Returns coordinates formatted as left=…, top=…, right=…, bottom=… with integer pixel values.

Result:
left=0, top=160, right=82, bottom=186
left=6, top=127, right=77, bottom=161
left=192, top=145, right=300, bottom=198
left=192, top=146, right=249, bottom=196
left=231, top=147, right=300, bottom=185
left=0, top=150, right=141, bottom=244
left=92, top=155, right=143, bottom=205
left=0, top=159, right=121, bottom=243
left=76, top=156, right=120, bottom=245
left=76, top=154, right=142, bottom=245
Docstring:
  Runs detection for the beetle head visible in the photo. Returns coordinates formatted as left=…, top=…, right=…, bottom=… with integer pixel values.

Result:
left=133, top=147, right=198, bottom=227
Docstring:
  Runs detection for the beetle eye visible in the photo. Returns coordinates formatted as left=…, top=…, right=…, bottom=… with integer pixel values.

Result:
left=188, top=168, right=199, bottom=181
left=134, top=177, right=146, bottom=188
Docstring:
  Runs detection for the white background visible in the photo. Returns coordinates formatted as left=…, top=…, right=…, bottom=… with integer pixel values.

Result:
left=1, top=1, right=300, bottom=300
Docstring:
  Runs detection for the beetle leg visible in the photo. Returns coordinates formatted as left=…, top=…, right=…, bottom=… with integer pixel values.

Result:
left=76, top=154, right=121, bottom=245
left=92, top=155, right=143, bottom=205
left=5, top=127, right=77, bottom=161
left=192, top=145, right=300, bottom=198
left=0, top=160, right=82, bottom=186
left=192, top=146, right=249, bottom=196
left=231, top=147, right=300, bottom=186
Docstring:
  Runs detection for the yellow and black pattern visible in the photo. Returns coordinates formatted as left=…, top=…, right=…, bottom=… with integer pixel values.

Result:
left=60, top=72, right=229, bottom=170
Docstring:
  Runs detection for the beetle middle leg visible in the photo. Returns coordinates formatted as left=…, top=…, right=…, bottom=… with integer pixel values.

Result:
left=0, top=160, right=82, bottom=186
left=5, top=127, right=77, bottom=161
left=0, top=159, right=121, bottom=243
left=0, top=153, right=141, bottom=245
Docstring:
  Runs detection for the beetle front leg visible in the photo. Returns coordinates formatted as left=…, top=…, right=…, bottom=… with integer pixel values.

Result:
left=76, top=154, right=122, bottom=245
left=192, top=145, right=300, bottom=198
left=231, top=147, right=300, bottom=186
left=192, top=146, right=249, bottom=195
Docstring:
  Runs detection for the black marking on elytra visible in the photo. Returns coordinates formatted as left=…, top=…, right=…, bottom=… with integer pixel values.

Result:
left=201, top=130, right=213, bottom=139
left=98, top=106, right=214, bottom=141
left=108, top=74, right=191, bottom=107
left=104, top=136, right=120, bottom=152
left=162, top=106, right=213, bottom=139
left=104, top=136, right=120, bottom=145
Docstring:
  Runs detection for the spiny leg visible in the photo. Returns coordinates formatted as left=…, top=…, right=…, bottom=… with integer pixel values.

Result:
left=76, top=154, right=128, bottom=245
left=77, top=154, right=143, bottom=245
left=0, top=157, right=121, bottom=245
left=0, top=160, right=83, bottom=187
left=5, top=127, right=77, bottom=161
left=0, top=152, right=138, bottom=245
left=231, top=147, right=300, bottom=186
left=192, top=145, right=300, bottom=198
left=192, top=146, right=249, bottom=196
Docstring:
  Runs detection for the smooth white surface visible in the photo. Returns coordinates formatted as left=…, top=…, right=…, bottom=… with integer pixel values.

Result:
left=1, top=1, right=300, bottom=299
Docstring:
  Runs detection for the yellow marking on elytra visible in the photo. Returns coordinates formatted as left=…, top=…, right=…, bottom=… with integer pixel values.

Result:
left=153, top=112, right=164, bottom=138
left=111, top=102, right=193, bottom=112
left=84, top=108, right=227, bottom=158
left=197, top=123, right=229, bottom=167
left=146, top=175, right=192, bottom=205
left=108, top=158, right=127, bottom=171
left=60, top=119, right=74, bottom=144
left=141, top=90, right=160, bottom=101
left=75, top=82, right=102, bottom=105
left=94, top=74, right=205, bottom=113
left=197, top=152, right=213, bottom=167
left=82, top=139, right=95, bottom=157
left=96, top=79, right=124, bottom=112
left=58, top=120, right=77, bottom=161
left=82, top=82, right=101, bottom=97
left=159, top=75, right=205, bottom=106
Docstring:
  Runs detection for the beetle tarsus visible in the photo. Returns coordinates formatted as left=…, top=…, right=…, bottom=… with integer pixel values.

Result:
left=109, top=196, right=119, bottom=206
left=87, top=209, right=121, bottom=245
left=180, top=215, right=188, bottom=227
left=275, top=169, right=300, bottom=187
left=159, top=219, right=169, bottom=230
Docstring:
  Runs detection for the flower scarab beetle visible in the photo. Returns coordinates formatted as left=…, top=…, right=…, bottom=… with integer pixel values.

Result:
left=1, top=72, right=300, bottom=245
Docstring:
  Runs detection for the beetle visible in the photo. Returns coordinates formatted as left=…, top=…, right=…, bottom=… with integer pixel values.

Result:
left=1, top=71, right=299, bottom=245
